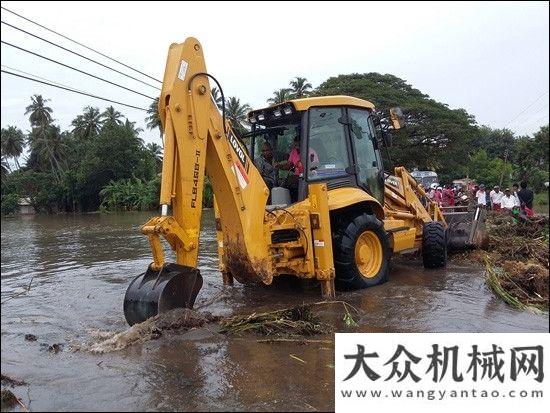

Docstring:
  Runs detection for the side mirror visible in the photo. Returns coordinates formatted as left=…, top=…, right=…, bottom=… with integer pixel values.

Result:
left=389, top=107, right=404, bottom=130
left=381, top=130, right=393, bottom=147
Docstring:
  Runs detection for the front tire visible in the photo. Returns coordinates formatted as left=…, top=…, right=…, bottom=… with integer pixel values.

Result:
left=333, top=214, right=391, bottom=290
left=422, top=221, right=447, bottom=268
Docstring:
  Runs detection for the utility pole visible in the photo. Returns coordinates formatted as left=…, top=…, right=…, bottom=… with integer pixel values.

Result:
left=499, top=148, right=509, bottom=187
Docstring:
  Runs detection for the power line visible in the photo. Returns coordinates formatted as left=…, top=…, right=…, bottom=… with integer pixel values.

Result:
left=1, top=69, right=148, bottom=112
left=511, top=105, right=549, bottom=132
left=505, top=90, right=549, bottom=128
left=511, top=103, right=549, bottom=128
left=1, top=64, right=89, bottom=94
left=2, top=40, right=156, bottom=100
left=1, top=5, right=162, bottom=84
left=1, top=20, right=161, bottom=91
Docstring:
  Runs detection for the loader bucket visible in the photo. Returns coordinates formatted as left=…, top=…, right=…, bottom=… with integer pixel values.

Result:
left=123, top=263, right=203, bottom=326
left=442, top=206, right=487, bottom=250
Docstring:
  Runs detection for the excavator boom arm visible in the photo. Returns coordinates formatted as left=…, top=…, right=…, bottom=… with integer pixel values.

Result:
left=149, top=38, right=271, bottom=280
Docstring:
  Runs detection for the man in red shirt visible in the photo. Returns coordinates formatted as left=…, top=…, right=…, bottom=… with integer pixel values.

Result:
left=442, top=184, right=455, bottom=207
left=276, top=134, right=318, bottom=202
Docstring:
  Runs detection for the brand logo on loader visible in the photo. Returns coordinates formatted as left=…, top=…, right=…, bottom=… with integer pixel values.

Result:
left=228, top=131, right=248, bottom=169
left=191, top=149, right=200, bottom=208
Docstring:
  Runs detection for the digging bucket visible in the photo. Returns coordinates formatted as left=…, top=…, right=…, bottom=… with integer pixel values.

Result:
left=123, top=263, right=203, bottom=326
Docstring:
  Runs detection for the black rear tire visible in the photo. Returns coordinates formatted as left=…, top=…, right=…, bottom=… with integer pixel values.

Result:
left=332, top=213, right=391, bottom=290
left=422, top=221, right=447, bottom=268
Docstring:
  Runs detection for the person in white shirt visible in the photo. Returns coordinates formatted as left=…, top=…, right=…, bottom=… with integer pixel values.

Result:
left=475, top=184, right=487, bottom=207
left=501, top=188, right=518, bottom=211
left=427, top=183, right=437, bottom=201
left=489, top=185, right=503, bottom=211
left=511, top=183, right=521, bottom=207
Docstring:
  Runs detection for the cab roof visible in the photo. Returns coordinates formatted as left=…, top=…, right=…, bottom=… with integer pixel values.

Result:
left=289, top=95, right=375, bottom=111
left=247, top=95, right=375, bottom=124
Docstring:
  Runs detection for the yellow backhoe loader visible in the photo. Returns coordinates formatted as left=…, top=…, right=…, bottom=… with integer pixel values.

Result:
left=123, top=38, right=480, bottom=325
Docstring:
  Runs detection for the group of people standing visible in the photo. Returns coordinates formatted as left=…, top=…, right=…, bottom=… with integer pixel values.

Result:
left=426, top=184, right=458, bottom=207
left=475, top=181, right=534, bottom=217
left=424, top=180, right=535, bottom=218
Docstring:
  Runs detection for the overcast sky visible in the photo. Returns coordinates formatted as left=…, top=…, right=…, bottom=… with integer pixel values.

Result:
left=1, top=1, right=549, bottom=153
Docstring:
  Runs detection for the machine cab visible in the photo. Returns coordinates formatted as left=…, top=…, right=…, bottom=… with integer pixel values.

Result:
left=243, top=96, right=386, bottom=205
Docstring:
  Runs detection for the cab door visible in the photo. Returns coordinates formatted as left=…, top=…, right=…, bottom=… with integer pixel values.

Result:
left=347, top=108, right=384, bottom=203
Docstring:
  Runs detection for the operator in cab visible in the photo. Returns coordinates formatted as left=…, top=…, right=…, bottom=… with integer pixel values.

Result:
left=275, top=130, right=319, bottom=202
left=254, top=141, right=278, bottom=198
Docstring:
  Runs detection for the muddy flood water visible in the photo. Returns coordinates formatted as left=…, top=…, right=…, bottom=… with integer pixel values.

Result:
left=1, top=211, right=548, bottom=411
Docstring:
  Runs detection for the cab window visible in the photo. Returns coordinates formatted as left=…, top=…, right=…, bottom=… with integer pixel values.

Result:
left=348, top=108, right=384, bottom=202
left=307, top=107, right=350, bottom=180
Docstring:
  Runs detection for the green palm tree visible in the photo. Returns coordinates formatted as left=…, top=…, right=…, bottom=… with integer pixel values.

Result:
left=71, top=106, right=103, bottom=140
left=225, top=97, right=251, bottom=132
left=28, top=125, right=65, bottom=180
left=24, top=94, right=53, bottom=130
left=289, top=77, right=312, bottom=98
left=1, top=157, right=10, bottom=179
left=211, top=87, right=223, bottom=110
left=1, top=126, right=25, bottom=169
left=267, top=88, right=293, bottom=106
left=124, top=119, right=144, bottom=135
left=145, top=97, right=163, bottom=145
left=102, top=106, right=124, bottom=125
left=146, top=142, right=163, bottom=161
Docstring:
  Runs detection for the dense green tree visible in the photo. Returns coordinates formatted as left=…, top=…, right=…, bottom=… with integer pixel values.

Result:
left=1, top=192, right=19, bottom=214
left=267, top=88, right=293, bottom=105
left=1, top=126, right=25, bottom=169
left=211, top=87, right=223, bottom=110
left=24, top=94, right=53, bottom=130
left=145, top=97, right=163, bottom=144
left=512, top=125, right=549, bottom=190
left=467, top=149, right=513, bottom=188
left=225, top=96, right=251, bottom=132
left=146, top=142, right=163, bottom=161
left=24, top=95, right=56, bottom=176
left=3, top=170, right=63, bottom=213
left=1, top=158, right=10, bottom=180
left=532, top=125, right=549, bottom=166
left=472, top=126, right=516, bottom=160
left=124, top=119, right=144, bottom=138
left=72, top=120, right=157, bottom=211
left=102, top=106, right=124, bottom=125
left=26, top=124, right=65, bottom=181
left=71, top=106, right=103, bottom=140
left=289, top=77, right=312, bottom=98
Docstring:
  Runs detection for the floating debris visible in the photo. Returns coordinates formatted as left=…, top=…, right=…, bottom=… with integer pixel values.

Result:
left=40, top=343, right=65, bottom=353
left=78, top=308, right=211, bottom=354
left=1, top=374, right=27, bottom=387
left=220, top=301, right=358, bottom=337
left=76, top=302, right=355, bottom=353
left=220, top=305, right=330, bottom=337
left=1, top=389, right=17, bottom=409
